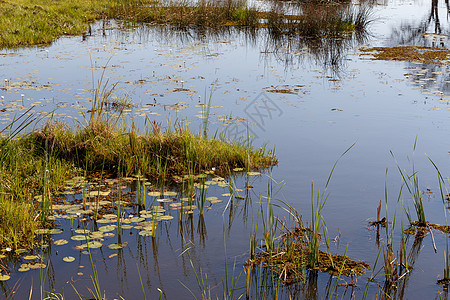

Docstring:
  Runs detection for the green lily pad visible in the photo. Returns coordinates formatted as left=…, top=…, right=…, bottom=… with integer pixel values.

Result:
left=23, top=255, right=38, bottom=260
left=102, top=214, right=117, bottom=219
left=148, top=191, right=162, bottom=196
left=71, top=235, right=90, bottom=241
left=74, top=229, right=90, bottom=234
left=98, top=225, right=116, bottom=232
left=28, top=263, right=46, bottom=269
left=156, top=215, right=174, bottom=221
left=54, top=239, right=68, bottom=246
left=81, top=241, right=103, bottom=249
left=163, top=191, right=177, bottom=196
left=35, top=229, right=50, bottom=234
left=139, top=230, right=153, bottom=236
left=97, top=218, right=113, bottom=223
left=130, top=217, right=145, bottom=223
left=18, top=267, right=30, bottom=272
left=247, top=172, right=261, bottom=176
left=206, top=197, right=218, bottom=201
left=233, top=168, right=244, bottom=172
left=90, top=232, right=104, bottom=238
left=48, top=229, right=63, bottom=234
left=157, top=198, right=173, bottom=203
left=120, top=225, right=133, bottom=229
left=63, top=256, right=75, bottom=263
left=108, top=243, right=124, bottom=250
left=0, top=274, right=10, bottom=281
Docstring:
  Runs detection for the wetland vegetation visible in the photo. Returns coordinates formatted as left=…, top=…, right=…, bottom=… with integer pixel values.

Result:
left=1, top=0, right=450, bottom=298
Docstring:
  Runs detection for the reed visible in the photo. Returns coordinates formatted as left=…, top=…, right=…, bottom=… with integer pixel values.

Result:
left=390, top=139, right=426, bottom=226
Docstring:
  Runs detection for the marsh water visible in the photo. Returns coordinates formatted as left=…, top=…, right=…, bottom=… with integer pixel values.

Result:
left=1, top=0, right=450, bottom=298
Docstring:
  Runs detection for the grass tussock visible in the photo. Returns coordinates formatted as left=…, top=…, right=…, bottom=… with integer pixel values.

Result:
left=0, top=0, right=372, bottom=49
left=30, top=119, right=276, bottom=179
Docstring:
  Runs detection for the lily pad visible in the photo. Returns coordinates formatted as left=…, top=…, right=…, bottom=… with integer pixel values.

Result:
left=102, top=214, right=117, bottom=219
left=98, top=225, right=116, bottom=232
left=163, top=191, right=177, bottom=196
left=148, top=191, right=162, bottom=196
left=108, top=243, right=124, bottom=250
left=120, top=225, right=133, bottom=229
left=48, top=229, right=63, bottom=234
left=28, top=263, right=46, bottom=269
left=81, top=241, right=103, bottom=249
left=156, top=215, right=174, bottom=221
left=97, top=218, right=113, bottom=223
left=247, top=172, right=261, bottom=176
left=18, top=267, right=30, bottom=272
left=23, top=255, right=38, bottom=260
left=157, top=198, right=173, bottom=203
left=63, top=256, right=75, bottom=263
left=71, top=235, right=90, bottom=241
left=139, top=230, right=153, bottom=236
left=0, top=274, right=10, bottom=281
left=54, top=239, right=68, bottom=246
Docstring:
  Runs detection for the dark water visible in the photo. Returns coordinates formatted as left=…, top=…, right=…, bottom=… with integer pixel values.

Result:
left=1, top=0, right=450, bottom=298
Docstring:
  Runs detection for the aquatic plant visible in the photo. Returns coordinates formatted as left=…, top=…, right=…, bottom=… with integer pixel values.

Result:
left=390, top=141, right=426, bottom=226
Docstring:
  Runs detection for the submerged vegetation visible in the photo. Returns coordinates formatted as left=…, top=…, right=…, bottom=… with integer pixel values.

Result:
left=0, top=0, right=372, bottom=48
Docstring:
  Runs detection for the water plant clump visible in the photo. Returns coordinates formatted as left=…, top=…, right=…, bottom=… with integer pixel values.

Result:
left=246, top=221, right=370, bottom=284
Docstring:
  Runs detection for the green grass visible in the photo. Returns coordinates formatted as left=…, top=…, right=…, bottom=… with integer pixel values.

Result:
left=30, top=119, right=276, bottom=179
left=0, top=0, right=371, bottom=49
